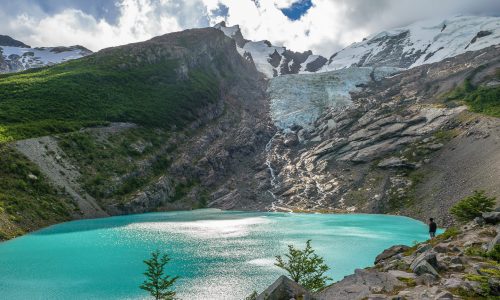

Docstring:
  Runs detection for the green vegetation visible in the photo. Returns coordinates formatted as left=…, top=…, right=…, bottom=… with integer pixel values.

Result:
left=442, top=67, right=500, bottom=117
left=0, top=146, right=74, bottom=240
left=0, top=48, right=219, bottom=142
left=450, top=190, right=496, bottom=222
left=140, top=250, right=179, bottom=300
left=464, top=245, right=500, bottom=263
left=58, top=128, right=173, bottom=204
left=275, top=240, right=332, bottom=292
left=244, top=291, right=258, bottom=300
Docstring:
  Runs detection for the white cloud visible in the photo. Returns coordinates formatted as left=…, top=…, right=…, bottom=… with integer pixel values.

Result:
left=1, top=0, right=499, bottom=56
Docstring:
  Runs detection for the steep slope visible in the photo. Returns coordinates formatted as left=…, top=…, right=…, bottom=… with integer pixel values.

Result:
left=321, top=15, right=500, bottom=71
left=0, top=28, right=271, bottom=239
left=0, top=35, right=91, bottom=74
left=215, top=22, right=328, bottom=77
left=261, top=45, right=500, bottom=225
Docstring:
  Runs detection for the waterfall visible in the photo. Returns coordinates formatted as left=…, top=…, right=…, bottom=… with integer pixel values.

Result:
left=264, top=133, right=292, bottom=212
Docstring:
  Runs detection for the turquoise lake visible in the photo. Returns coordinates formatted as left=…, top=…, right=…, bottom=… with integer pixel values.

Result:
left=0, top=209, right=437, bottom=299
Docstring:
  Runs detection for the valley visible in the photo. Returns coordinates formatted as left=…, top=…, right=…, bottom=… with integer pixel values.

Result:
left=0, top=16, right=499, bottom=240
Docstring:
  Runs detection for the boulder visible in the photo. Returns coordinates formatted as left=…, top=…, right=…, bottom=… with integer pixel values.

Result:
left=487, top=233, right=500, bottom=252
left=435, top=291, right=454, bottom=299
left=488, top=276, right=500, bottom=296
left=415, top=244, right=432, bottom=254
left=315, top=269, right=403, bottom=300
left=411, top=251, right=438, bottom=271
left=474, top=216, right=486, bottom=226
left=413, top=260, right=439, bottom=277
left=483, top=212, right=500, bottom=224
left=257, top=275, right=314, bottom=300
left=377, top=157, right=416, bottom=169
left=374, top=245, right=410, bottom=264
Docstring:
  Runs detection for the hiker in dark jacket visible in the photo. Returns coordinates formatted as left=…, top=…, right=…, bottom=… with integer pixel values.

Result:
left=429, top=218, right=437, bottom=238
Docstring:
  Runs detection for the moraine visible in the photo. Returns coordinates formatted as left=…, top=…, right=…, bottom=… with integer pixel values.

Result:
left=0, top=209, right=439, bottom=300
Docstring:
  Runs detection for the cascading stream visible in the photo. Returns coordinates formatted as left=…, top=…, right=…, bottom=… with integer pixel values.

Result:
left=264, top=132, right=293, bottom=212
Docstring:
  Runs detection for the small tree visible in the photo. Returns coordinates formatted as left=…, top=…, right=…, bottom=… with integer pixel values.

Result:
left=450, top=190, right=496, bottom=222
left=275, top=240, right=332, bottom=292
left=140, top=250, right=179, bottom=300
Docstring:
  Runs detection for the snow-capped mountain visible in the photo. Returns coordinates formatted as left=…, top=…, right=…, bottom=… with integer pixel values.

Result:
left=216, top=15, right=500, bottom=78
left=321, top=15, right=500, bottom=72
left=0, top=35, right=92, bottom=73
left=214, top=22, right=327, bottom=78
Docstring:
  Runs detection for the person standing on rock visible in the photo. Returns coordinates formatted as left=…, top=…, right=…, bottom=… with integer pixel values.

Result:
left=429, top=218, right=437, bottom=238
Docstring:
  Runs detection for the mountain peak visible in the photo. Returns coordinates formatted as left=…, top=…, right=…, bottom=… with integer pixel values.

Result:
left=0, top=35, right=30, bottom=48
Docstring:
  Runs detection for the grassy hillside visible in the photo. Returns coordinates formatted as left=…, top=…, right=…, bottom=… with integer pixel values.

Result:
left=0, top=48, right=219, bottom=142
left=0, top=146, right=75, bottom=240
left=443, top=68, right=500, bottom=117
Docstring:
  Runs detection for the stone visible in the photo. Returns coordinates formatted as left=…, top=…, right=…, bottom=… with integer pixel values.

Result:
left=448, top=263, right=465, bottom=271
left=377, top=157, right=416, bottom=169
left=443, top=278, right=470, bottom=289
left=283, top=133, right=299, bottom=147
left=425, top=143, right=444, bottom=150
left=415, top=273, right=439, bottom=286
left=413, top=260, right=439, bottom=277
left=375, top=245, right=410, bottom=264
left=483, top=212, right=500, bottom=224
left=433, top=245, right=449, bottom=253
left=487, top=233, right=500, bottom=252
left=415, top=244, right=432, bottom=254
left=474, top=216, right=486, bottom=226
left=256, top=275, right=314, bottom=300
left=435, top=291, right=454, bottom=299
left=411, top=251, right=438, bottom=270
left=488, top=277, right=500, bottom=296
left=27, top=173, right=38, bottom=180
left=450, top=256, right=465, bottom=264
left=316, top=269, right=403, bottom=300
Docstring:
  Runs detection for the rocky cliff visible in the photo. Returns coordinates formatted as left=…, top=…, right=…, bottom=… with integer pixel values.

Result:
left=260, top=45, right=500, bottom=226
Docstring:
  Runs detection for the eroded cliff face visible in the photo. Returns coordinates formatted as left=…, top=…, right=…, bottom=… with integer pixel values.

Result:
left=259, top=46, right=500, bottom=225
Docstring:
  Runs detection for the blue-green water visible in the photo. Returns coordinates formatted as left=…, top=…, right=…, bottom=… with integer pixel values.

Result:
left=0, top=209, right=437, bottom=300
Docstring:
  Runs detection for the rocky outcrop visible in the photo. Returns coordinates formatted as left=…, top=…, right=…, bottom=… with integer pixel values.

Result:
left=256, top=275, right=314, bottom=300
left=257, top=219, right=500, bottom=299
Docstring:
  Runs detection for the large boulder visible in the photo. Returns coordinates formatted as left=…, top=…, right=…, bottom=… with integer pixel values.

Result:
left=413, top=260, right=440, bottom=277
left=411, top=251, right=438, bottom=270
left=257, top=275, right=315, bottom=300
left=374, top=245, right=410, bottom=264
left=315, top=269, right=404, bottom=300
left=482, top=212, right=500, bottom=224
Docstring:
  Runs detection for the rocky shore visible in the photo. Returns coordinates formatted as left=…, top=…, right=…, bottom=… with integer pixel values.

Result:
left=256, top=212, right=500, bottom=299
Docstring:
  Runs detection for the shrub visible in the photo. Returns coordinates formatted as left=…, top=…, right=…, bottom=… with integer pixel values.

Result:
left=140, top=250, right=179, bottom=300
left=450, top=190, right=496, bottom=222
left=275, top=240, right=332, bottom=292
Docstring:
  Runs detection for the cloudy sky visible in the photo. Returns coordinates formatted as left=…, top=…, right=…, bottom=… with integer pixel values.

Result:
left=1, top=0, right=500, bottom=55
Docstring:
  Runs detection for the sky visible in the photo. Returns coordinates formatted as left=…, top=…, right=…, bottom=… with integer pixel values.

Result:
left=0, top=0, right=499, bottom=56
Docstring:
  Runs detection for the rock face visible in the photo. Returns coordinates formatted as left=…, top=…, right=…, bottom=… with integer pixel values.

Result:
left=214, top=22, right=327, bottom=77
left=258, top=45, right=500, bottom=224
